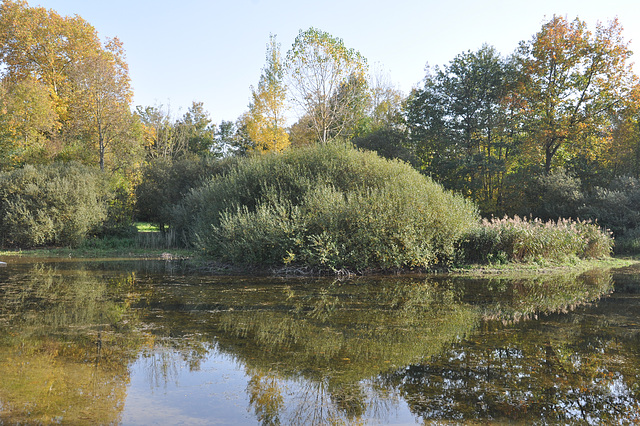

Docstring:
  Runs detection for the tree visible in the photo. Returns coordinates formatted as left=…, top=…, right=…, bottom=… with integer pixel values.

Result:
left=287, top=113, right=318, bottom=148
left=245, top=35, right=289, bottom=154
left=0, top=77, right=59, bottom=168
left=603, top=88, right=640, bottom=179
left=514, top=16, right=637, bottom=174
left=286, top=27, right=368, bottom=143
left=327, top=72, right=370, bottom=139
left=368, top=66, right=405, bottom=131
left=216, top=119, right=249, bottom=156
left=70, top=38, right=134, bottom=171
left=178, top=101, right=219, bottom=156
left=0, top=0, right=103, bottom=122
left=136, top=104, right=189, bottom=159
left=406, top=45, right=515, bottom=212
left=352, top=127, right=418, bottom=167
left=0, top=0, right=144, bottom=172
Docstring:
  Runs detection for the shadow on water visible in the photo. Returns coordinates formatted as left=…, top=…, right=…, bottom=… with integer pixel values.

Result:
left=0, top=257, right=638, bottom=424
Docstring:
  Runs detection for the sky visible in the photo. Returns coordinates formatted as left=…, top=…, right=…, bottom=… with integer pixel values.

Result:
left=32, top=0, right=640, bottom=124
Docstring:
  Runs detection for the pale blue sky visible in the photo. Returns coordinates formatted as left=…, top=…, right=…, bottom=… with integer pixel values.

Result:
left=32, top=0, right=640, bottom=123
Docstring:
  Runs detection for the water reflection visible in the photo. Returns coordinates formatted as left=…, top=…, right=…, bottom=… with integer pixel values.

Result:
left=0, top=258, right=637, bottom=424
left=0, top=261, right=143, bottom=424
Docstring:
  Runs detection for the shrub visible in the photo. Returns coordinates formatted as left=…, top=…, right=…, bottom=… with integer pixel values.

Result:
left=458, top=216, right=613, bottom=264
left=520, top=168, right=585, bottom=221
left=518, top=172, right=640, bottom=247
left=581, top=176, right=640, bottom=239
left=98, top=171, right=138, bottom=237
left=136, top=154, right=235, bottom=231
left=0, top=162, right=113, bottom=248
left=173, top=142, right=478, bottom=271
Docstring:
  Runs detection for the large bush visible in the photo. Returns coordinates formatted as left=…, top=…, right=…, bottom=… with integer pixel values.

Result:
left=173, top=142, right=478, bottom=271
left=0, top=162, right=112, bottom=247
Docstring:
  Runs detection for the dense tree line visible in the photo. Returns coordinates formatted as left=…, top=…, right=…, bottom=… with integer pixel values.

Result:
left=0, top=0, right=638, bottom=250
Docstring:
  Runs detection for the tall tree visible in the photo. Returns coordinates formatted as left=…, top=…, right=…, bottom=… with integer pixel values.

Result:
left=245, top=35, right=289, bottom=154
left=70, top=38, right=134, bottom=171
left=0, top=0, right=103, bottom=122
left=406, top=45, right=514, bottom=212
left=0, top=0, right=144, bottom=172
left=0, top=77, right=58, bottom=168
left=286, top=27, right=368, bottom=143
left=178, top=101, right=218, bottom=156
left=514, top=16, right=637, bottom=174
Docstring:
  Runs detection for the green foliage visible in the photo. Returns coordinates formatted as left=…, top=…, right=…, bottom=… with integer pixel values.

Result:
left=520, top=173, right=640, bottom=253
left=524, top=168, right=585, bottom=220
left=174, top=142, right=478, bottom=271
left=136, top=154, right=236, bottom=231
left=581, top=176, right=640, bottom=238
left=352, top=128, right=418, bottom=167
left=404, top=18, right=637, bottom=217
left=458, top=216, right=613, bottom=264
left=0, top=162, right=113, bottom=248
left=405, top=45, right=514, bottom=212
left=179, top=101, right=219, bottom=156
left=98, top=171, right=137, bottom=237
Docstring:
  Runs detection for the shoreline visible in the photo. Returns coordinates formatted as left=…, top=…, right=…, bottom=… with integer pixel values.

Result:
left=1, top=248, right=636, bottom=278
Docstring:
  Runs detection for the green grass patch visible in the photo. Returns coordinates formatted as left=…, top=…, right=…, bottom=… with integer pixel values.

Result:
left=135, top=222, right=160, bottom=232
left=0, top=235, right=195, bottom=259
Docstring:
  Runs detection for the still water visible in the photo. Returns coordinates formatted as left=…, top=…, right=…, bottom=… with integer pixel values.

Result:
left=0, top=257, right=639, bottom=424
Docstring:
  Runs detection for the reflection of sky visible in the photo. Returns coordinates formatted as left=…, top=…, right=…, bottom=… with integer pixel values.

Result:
left=120, top=344, right=418, bottom=425
left=122, top=349, right=253, bottom=425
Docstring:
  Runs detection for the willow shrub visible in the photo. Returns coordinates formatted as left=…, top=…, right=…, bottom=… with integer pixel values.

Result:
left=173, top=142, right=478, bottom=271
left=0, top=162, right=112, bottom=248
left=458, top=216, right=613, bottom=264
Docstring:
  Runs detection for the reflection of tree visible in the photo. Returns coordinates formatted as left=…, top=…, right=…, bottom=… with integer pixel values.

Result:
left=137, top=340, right=212, bottom=390
left=215, top=280, right=476, bottom=372
left=124, top=276, right=478, bottom=424
left=379, top=269, right=640, bottom=424
left=129, top=269, right=620, bottom=425
left=207, top=280, right=478, bottom=424
left=0, top=263, right=143, bottom=424
left=246, top=368, right=285, bottom=425
left=473, top=268, right=614, bottom=324
left=2, top=261, right=620, bottom=424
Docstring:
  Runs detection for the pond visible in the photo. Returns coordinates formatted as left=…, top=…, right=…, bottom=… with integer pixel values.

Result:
left=0, top=257, right=639, bottom=424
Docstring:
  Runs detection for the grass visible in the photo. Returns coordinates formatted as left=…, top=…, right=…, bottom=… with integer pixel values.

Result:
left=0, top=224, right=194, bottom=259
left=135, top=222, right=160, bottom=232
